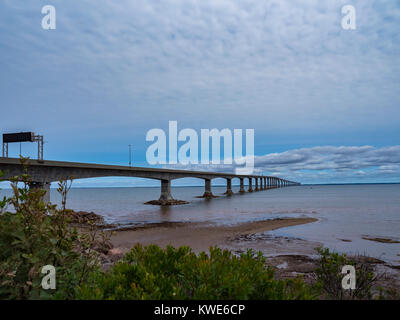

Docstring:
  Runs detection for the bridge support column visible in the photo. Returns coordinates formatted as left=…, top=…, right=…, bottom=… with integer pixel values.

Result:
left=224, top=178, right=233, bottom=196
left=146, top=180, right=189, bottom=205
left=255, top=178, right=259, bottom=191
left=201, top=179, right=216, bottom=198
left=159, top=179, right=173, bottom=201
left=239, top=178, right=245, bottom=193
left=29, top=181, right=51, bottom=203
left=264, top=177, right=267, bottom=189
left=248, top=177, right=253, bottom=192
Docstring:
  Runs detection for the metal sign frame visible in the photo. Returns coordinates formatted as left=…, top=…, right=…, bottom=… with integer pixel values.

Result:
left=2, top=132, right=44, bottom=160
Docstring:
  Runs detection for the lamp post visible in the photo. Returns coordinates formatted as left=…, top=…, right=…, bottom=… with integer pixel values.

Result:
left=128, top=144, right=132, bottom=167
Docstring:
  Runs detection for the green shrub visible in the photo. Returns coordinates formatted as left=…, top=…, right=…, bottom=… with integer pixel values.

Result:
left=77, top=244, right=317, bottom=300
left=0, top=165, right=101, bottom=300
left=377, top=287, right=400, bottom=300
left=0, top=164, right=316, bottom=300
left=315, top=247, right=377, bottom=300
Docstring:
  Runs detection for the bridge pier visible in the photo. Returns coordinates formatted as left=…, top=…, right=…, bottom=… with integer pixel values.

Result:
left=239, top=178, right=245, bottom=193
left=201, top=179, right=216, bottom=198
left=146, top=179, right=189, bottom=205
left=248, top=177, right=253, bottom=192
left=29, top=181, right=51, bottom=203
left=159, top=179, right=173, bottom=201
left=224, top=178, right=234, bottom=196
left=255, top=178, right=259, bottom=191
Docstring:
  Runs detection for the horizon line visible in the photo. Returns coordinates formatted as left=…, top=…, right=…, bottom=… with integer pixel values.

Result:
left=2, top=182, right=400, bottom=190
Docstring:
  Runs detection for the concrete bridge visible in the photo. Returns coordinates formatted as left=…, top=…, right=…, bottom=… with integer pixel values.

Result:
left=0, top=158, right=300, bottom=204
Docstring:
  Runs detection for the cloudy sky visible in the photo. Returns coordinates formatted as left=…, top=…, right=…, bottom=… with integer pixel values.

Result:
left=0, top=0, right=399, bottom=186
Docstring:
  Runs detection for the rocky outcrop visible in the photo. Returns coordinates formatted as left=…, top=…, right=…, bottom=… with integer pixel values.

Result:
left=144, top=199, right=189, bottom=206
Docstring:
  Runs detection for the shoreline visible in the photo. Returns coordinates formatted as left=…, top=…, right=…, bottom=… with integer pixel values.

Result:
left=76, top=213, right=400, bottom=292
left=109, top=217, right=319, bottom=254
left=106, top=216, right=400, bottom=291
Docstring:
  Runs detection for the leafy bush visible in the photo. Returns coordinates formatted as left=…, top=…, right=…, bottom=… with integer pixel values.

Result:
left=0, top=165, right=101, bottom=300
left=377, top=287, right=400, bottom=300
left=314, top=247, right=377, bottom=300
left=77, top=244, right=317, bottom=300
left=0, top=164, right=316, bottom=300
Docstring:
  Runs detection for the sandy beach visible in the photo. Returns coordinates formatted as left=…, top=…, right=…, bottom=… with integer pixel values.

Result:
left=110, top=217, right=318, bottom=254
left=106, top=216, right=400, bottom=290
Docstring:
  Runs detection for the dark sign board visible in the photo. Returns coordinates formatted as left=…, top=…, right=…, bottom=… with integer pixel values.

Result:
left=3, top=132, right=34, bottom=143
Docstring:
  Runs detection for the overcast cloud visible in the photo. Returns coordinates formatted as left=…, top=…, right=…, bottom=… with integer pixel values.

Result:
left=0, top=1, right=399, bottom=186
left=162, top=145, right=400, bottom=185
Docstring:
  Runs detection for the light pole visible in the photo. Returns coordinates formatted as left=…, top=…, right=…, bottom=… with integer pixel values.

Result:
left=128, top=144, right=132, bottom=167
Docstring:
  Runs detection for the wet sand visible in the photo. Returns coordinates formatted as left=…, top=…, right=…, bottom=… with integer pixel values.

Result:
left=105, top=216, right=400, bottom=292
left=110, top=217, right=318, bottom=254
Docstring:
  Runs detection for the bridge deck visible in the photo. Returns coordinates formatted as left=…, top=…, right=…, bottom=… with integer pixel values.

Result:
left=0, top=157, right=276, bottom=181
left=0, top=157, right=299, bottom=204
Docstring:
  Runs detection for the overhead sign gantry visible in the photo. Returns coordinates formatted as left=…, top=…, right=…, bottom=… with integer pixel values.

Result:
left=2, top=132, right=44, bottom=160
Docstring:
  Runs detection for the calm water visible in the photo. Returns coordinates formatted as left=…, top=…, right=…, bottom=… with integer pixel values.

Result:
left=2, top=184, right=400, bottom=263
